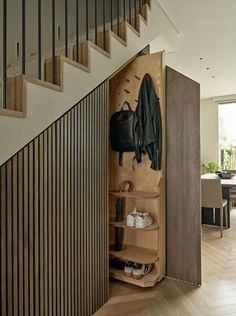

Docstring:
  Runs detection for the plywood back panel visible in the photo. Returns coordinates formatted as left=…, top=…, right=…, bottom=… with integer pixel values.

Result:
left=109, top=53, right=164, bottom=192
left=0, top=82, right=109, bottom=315
left=109, top=52, right=166, bottom=277
left=166, top=66, right=201, bottom=285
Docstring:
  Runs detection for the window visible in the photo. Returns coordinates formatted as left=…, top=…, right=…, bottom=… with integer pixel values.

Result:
left=218, top=102, right=236, bottom=170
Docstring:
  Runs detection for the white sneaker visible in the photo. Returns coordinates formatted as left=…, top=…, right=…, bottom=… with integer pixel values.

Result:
left=132, top=263, right=143, bottom=279
left=124, top=261, right=133, bottom=277
left=132, top=263, right=153, bottom=279
left=135, top=213, right=153, bottom=229
left=126, top=207, right=138, bottom=227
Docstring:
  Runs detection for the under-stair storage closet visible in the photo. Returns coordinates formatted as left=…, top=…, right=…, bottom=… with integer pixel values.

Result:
left=108, top=52, right=166, bottom=287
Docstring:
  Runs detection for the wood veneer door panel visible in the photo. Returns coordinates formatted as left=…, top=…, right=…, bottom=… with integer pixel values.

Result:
left=166, top=67, right=201, bottom=285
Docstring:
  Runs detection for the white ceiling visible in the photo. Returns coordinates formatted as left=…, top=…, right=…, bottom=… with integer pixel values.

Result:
left=156, top=0, right=236, bottom=99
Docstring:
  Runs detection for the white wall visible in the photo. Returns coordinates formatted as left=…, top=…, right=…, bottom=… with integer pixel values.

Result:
left=200, top=98, right=218, bottom=164
left=200, top=95, right=236, bottom=165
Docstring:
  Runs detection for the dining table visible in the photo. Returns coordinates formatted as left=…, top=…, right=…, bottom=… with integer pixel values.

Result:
left=201, top=173, right=236, bottom=228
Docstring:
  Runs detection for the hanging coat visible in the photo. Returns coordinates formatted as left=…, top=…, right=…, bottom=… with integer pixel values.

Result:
left=135, top=73, right=162, bottom=170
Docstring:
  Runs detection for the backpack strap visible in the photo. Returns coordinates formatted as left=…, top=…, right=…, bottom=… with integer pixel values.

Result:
left=119, top=152, right=123, bottom=166
left=121, top=101, right=132, bottom=111
left=132, top=156, right=137, bottom=171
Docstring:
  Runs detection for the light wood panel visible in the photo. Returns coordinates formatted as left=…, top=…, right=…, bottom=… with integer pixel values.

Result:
left=109, top=52, right=166, bottom=284
left=166, top=66, right=201, bottom=285
left=109, top=244, right=159, bottom=264
left=109, top=267, right=159, bottom=288
left=0, top=82, right=109, bottom=316
left=109, top=190, right=160, bottom=199
left=109, top=221, right=159, bottom=231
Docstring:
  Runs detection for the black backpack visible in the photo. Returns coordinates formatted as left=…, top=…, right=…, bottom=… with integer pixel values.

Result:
left=110, top=101, right=137, bottom=165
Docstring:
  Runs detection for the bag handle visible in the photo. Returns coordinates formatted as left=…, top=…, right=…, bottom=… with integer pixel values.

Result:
left=118, top=179, right=133, bottom=193
left=120, top=101, right=132, bottom=111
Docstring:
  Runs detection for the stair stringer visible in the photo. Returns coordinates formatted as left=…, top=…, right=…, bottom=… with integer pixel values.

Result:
left=0, top=0, right=161, bottom=166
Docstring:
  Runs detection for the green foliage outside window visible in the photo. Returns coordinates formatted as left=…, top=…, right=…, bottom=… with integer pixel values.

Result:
left=222, top=147, right=234, bottom=170
left=201, top=162, right=221, bottom=174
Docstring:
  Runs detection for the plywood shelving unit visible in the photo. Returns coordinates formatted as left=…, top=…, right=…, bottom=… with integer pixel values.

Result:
left=109, top=190, right=160, bottom=199
left=109, top=220, right=159, bottom=231
left=109, top=267, right=160, bottom=288
left=108, top=52, right=166, bottom=288
left=109, top=244, right=159, bottom=264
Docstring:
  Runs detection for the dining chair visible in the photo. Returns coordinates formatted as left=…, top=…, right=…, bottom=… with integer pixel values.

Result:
left=222, top=170, right=236, bottom=209
left=229, top=187, right=236, bottom=209
left=201, top=178, right=228, bottom=238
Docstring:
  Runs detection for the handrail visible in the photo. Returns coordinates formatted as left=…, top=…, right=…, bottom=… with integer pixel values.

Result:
left=1, top=0, right=150, bottom=109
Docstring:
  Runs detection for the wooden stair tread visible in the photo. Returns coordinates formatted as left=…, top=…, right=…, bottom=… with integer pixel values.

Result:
left=0, top=107, right=26, bottom=118
left=110, top=31, right=127, bottom=47
left=89, top=41, right=111, bottom=58
left=139, top=13, right=148, bottom=25
left=126, top=21, right=140, bottom=37
left=109, top=244, right=159, bottom=264
left=26, top=76, right=62, bottom=91
left=62, top=55, right=90, bottom=73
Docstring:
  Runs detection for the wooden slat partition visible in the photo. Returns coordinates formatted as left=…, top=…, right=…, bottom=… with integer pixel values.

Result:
left=0, top=82, right=109, bottom=316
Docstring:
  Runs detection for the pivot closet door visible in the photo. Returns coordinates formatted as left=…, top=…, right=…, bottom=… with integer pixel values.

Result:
left=166, top=67, right=201, bottom=285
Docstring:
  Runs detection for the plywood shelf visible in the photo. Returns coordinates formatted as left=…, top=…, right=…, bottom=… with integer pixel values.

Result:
left=109, top=244, right=159, bottom=264
left=109, top=190, right=159, bottom=199
left=110, top=220, right=159, bottom=231
left=109, top=267, right=160, bottom=288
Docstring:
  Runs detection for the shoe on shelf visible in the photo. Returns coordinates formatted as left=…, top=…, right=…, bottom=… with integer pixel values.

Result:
left=132, top=263, right=153, bottom=279
left=142, top=263, right=153, bottom=276
left=124, top=261, right=133, bottom=277
left=126, top=207, right=138, bottom=227
left=135, top=213, right=153, bottom=229
left=132, top=263, right=143, bottom=279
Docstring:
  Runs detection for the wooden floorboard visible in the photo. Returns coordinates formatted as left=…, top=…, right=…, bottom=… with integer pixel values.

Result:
left=95, top=210, right=236, bottom=316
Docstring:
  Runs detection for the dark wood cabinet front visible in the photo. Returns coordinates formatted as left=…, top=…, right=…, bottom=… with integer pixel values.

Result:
left=166, top=67, right=201, bottom=285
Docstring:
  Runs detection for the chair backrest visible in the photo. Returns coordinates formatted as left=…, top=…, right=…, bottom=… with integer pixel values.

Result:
left=201, top=178, right=223, bottom=208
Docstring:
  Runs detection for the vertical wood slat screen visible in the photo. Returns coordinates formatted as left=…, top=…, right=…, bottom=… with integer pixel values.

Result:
left=0, top=82, right=109, bottom=316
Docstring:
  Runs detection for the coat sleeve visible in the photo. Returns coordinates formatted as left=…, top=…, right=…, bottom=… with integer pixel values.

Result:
left=134, top=104, right=141, bottom=163
left=156, top=97, right=162, bottom=170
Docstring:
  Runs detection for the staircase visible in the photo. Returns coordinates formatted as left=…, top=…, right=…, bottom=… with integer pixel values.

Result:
left=0, top=0, right=163, bottom=166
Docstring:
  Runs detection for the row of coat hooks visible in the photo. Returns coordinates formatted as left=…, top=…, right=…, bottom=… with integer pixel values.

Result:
left=116, top=73, right=142, bottom=107
left=123, top=75, right=141, bottom=81
left=117, top=99, right=138, bottom=106
left=123, top=74, right=141, bottom=94
left=116, top=74, right=141, bottom=85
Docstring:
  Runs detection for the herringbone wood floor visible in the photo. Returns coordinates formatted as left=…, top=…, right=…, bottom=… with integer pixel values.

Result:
left=95, top=210, right=236, bottom=316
